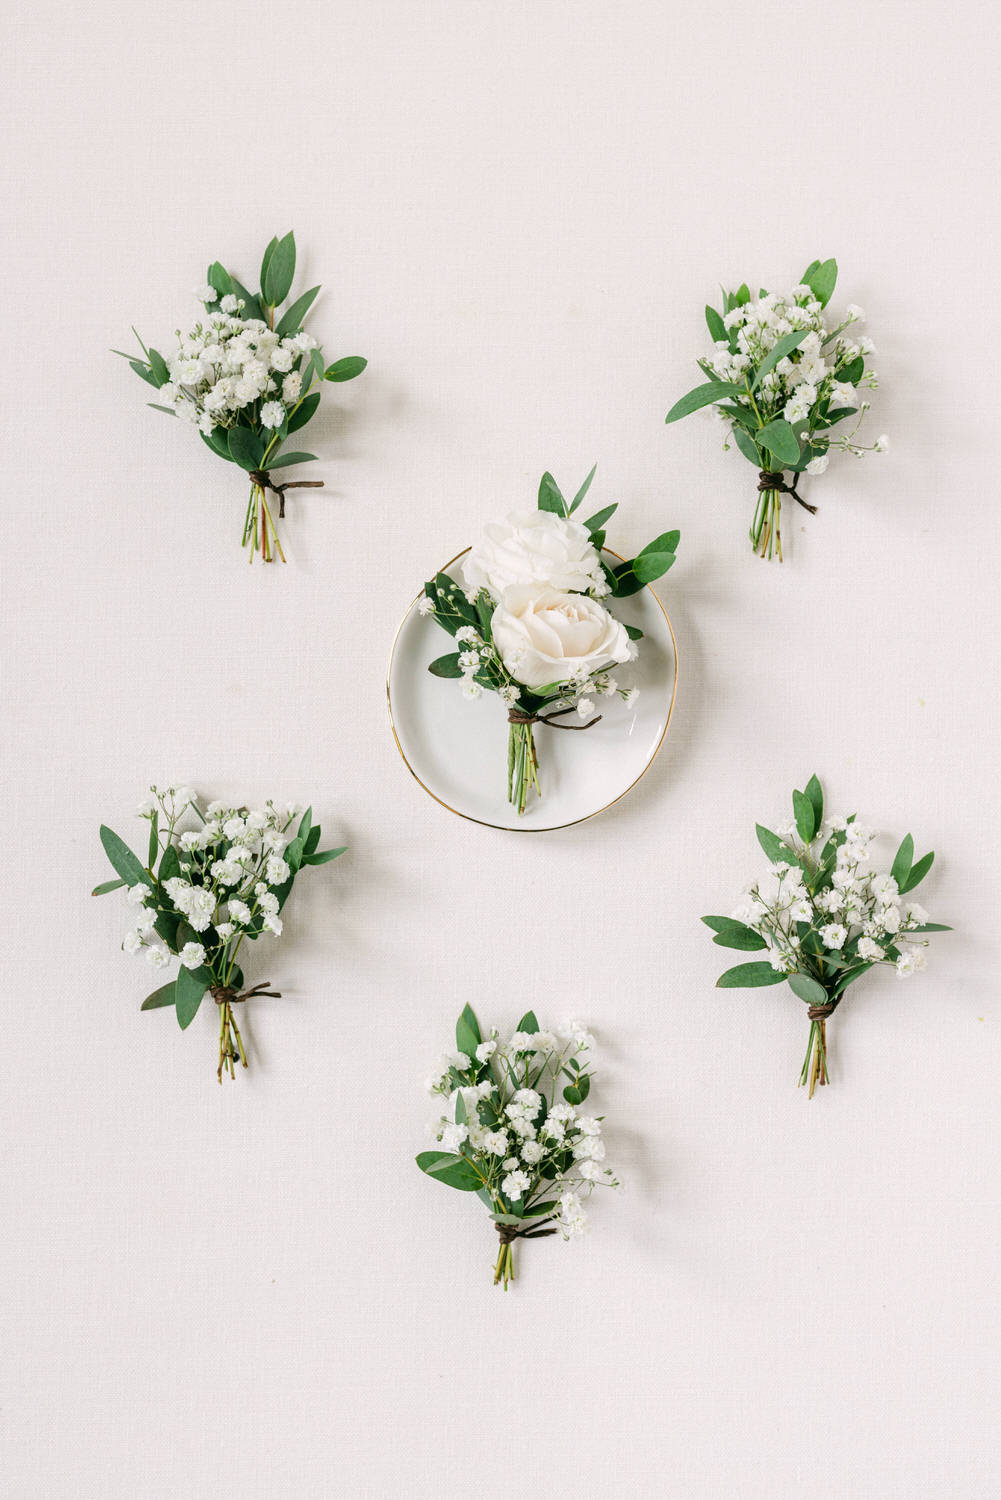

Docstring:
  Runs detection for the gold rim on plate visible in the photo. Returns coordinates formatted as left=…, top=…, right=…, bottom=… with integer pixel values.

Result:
left=386, top=548, right=679, bottom=832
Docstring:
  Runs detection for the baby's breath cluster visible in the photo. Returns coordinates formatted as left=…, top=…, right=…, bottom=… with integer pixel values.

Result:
left=703, top=776, right=949, bottom=1095
left=667, top=257, right=886, bottom=560
left=95, top=785, right=345, bottom=1080
left=118, top=230, right=366, bottom=562
left=418, top=1007, right=620, bottom=1287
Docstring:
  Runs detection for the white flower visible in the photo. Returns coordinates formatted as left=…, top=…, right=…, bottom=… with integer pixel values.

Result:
left=484, top=1131, right=509, bottom=1156
left=417, top=595, right=435, bottom=616
left=455, top=625, right=480, bottom=644
left=491, top=585, right=630, bottom=689
left=179, top=942, right=206, bottom=969
left=228, top=899, right=252, bottom=925
left=210, top=859, right=244, bottom=887
left=559, top=1191, right=587, bottom=1235
left=819, top=923, right=848, bottom=949
left=806, top=454, right=829, bottom=475
left=127, top=883, right=151, bottom=906
left=578, top=1160, right=602, bottom=1182
left=265, top=856, right=290, bottom=884
left=870, top=874, right=899, bottom=905
left=475, top=1039, right=496, bottom=1062
left=448, top=1051, right=471, bottom=1070
left=501, top=1169, right=530, bottom=1200
left=195, top=284, right=218, bottom=304
left=145, top=944, right=170, bottom=969
left=260, top=401, right=285, bottom=429
left=512, top=1088, right=541, bottom=1115
left=520, top=1140, right=544, bottom=1164
left=874, top=434, right=889, bottom=452
left=499, top=683, right=520, bottom=705
left=457, top=650, right=480, bottom=671
left=903, top=902, right=929, bottom=926
left=895, top=949, right=920, bottom=978
left=857, top=936, right=884, bottom=961
left=258, top=891, right=279, bottom=916
left=270, top=345, right=294, bottom=373
left=461, top=510, right=603, bottom=597
left=135, top=906, right=157, bottom=934
left=846, top=303, right=865, bottom=323
left=439, top=1122, right=468, bottom=1153
left=880, top=905, right=901, bottom=933
left=220, top=294, right=240, bottom=314
left=576, top=697, right=595, bottom=719
left=622, top=687, right=640, bottom=708
left=461, top=680, right=483, bottom=700
left=292, top=330, right=317, bottom=352
left=262, top=914, right=283, bottom=936
left=122, top=929, right=143, bottom=955
left=215, top=922, right=235, bottom=941
left=576, top=1115, right=601, bottom=1136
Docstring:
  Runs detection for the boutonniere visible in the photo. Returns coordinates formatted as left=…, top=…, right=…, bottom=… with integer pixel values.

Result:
left=116, top=231, right=367, bottom=562
left=93, top=785, right=345, bottom=1081
left=417, top=1008, right=620, bottom=1287
left=703, top=776, right=950, bottom=1094
left=666, top=259, right=886, bottom=560
left=418, top=467, right=679, bottom=812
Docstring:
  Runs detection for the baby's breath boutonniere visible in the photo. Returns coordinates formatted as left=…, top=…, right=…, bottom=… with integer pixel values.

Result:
left=116, top=231, right=367, bottom=562
left=703, top=776, right=950, bottom=1095
left=666, top=259, right=886, bottom=560
left=93, top=785, right=345, bottom=1081
left=418, top=1007, right=620, bottom=1288
left=419, top=466, right=679, bottom=812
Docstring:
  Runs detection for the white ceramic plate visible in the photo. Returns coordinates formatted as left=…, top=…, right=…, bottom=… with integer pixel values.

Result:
left=387, top=550, right=678, bottom=831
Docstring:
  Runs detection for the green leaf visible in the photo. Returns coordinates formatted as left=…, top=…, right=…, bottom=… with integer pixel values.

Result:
left=701, top=916, right=766, bottom=951
left=207, top=261, right=233, bottom=296
left=831, top=962, right=873, bottom=998
left=890, top=835, right=914, bottom=889
left=705, top=305, right=726, bottom=342
left=260, top=237, right=278, bottom=296
left=792, top=789, right=816, bottom=844
left=732, top=426, right=760, bottom=466
left=285, top=836, right=304, bottom=875
left=735, top=283, right=750, bottom=306
left=275, top=285, right=320, bottom=337
left=302, top=846, right=347, bottom=866
left=263, top=230, right=296, bottom=307
left=756, top=419, right=800, bottom=466
left=909, top=922, right=951, bottom=932
left=455, top=1004, right=481, bottom=1059
left=568, top=463, right=597, bottom=515
left=640, top=529, right=680, bottom=558
left=147, top=348, right=170, bottom=386
left=631, top=551, right=676, bottom=586
left=806, top=257, right=838, bottom=308
left=755, top=824, right=799, bottom=866
left=583, top=503, right=617, bottom=534
left=268, top=451, right=317, bottom=470
left=787, top=972, right=828, bottom=1006
left=516, top=1011, right=539, bottom=1034
left=310, top=348, right=326, bottom=384
left=286, top=392, right=320, bottom=434
left=148, top=403, right=178, bottom=417
left=175, top=966, right=208, bottom=1030
left=428, top=652, right=464, bottom=678
left=538, top=471, right=566, bottom=517
left=751, top=330, right=808, bottom=390
left=129, top=360, right=159, bottom=388
left=837, top=355, right=864, bottom=384
left=900, top=851, right=934, bottom=894
left=801, top=260, right=821, bottom=283
left=324, top=355, right=367, bottom=382
left=92, top=878, right=125, bottom=896
left=415, top=1152, right=482, bottom=1191
left=716, top=962, right=786, bottom=988
left=227, top=427, right=265, bottom=472
left=624, top=623, right=643, bottom=641
left=297, top=806, right=313, bottom=850
left=158, top=843, right=180, bottom=882
left=563, top=1075, right=590, bottom=1105
left=805, top=774, right=823, bottom=831
left=140, top=982, right=176, bottom=1011
left=201, top=427, right=233, bottom=462
left=665, top=381, right=745, bottom=423
left=229, top=277, right=265, bottom=323
left=100, top=826, right=152, bottom=889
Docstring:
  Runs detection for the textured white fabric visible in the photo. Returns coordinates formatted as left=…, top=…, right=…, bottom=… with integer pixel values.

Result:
left=2, top=2, right=1000, bottom=1497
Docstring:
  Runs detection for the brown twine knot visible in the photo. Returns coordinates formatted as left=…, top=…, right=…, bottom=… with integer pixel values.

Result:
left=209, top=981, right=282, bottom=1006
left=495, top=1220, right=559, bottom=1245
left=250, top=469, right=324, bottom=519
left=507, top=705, right=603, bottom=732
left=757, top=469, right=818, bottom=515
left=807, top=1002, right=838, bottom=1021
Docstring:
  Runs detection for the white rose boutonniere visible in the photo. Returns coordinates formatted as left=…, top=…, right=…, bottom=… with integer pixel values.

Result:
left=418, top=466, right=680, bottom=813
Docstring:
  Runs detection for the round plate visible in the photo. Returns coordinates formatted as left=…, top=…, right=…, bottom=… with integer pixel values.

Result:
left=387, top=549, right=678, bottom=831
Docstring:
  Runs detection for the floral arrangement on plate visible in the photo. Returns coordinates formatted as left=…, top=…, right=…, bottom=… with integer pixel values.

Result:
left=417, top=1007, right=619, bottom=1288
left=116, top=231, right=367, bottom=562
left=702, top=776, right=949, bottom=1095
left=418, top=467, right=679, bottom=812
left=666, top=258, right=886, bottom=560
left=93, top=785, right=345, bottom=1081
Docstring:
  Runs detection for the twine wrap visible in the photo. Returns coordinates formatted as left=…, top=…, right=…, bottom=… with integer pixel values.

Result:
left=806, top=1002, right=838, bottom=1022
left=757, top=469, right=818, bottom=515
left=209, top=981, right=282, bottom=1006
left=507, top=706, right=603, bottom=732
left=250, top=469, right=324, bottom=519
left=495, top=1220, right=559, bottom=1246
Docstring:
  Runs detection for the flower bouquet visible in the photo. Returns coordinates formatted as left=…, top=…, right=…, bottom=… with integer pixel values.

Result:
left=703, top=776, right=950, bottom=1095
left=93, top=785, right=345, bottom=1081
left=417, top=1007, right=619, bottom=1287
left=419, top=467, right=679, bottom=812
left=116, top=231, right=367, bottom=562
left=666, top=258, right=886, bottom=559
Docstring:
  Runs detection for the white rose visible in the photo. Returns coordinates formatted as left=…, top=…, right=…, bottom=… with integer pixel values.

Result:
left=491, top=585, right=631, bottom=689
left=461, top=511, right=603, bottom=597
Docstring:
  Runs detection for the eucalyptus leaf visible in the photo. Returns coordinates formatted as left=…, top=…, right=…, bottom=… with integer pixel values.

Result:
left=263, top=230, right=296, bottom=308
left=805, top=774, right=823, bottom=830
left=890, top=835, right=914, bottom=888
left=584, top=503, right=618, bottom=534
left=227, top=426, right=265, bottom=472
left=100, top=826, right=152, bottom=889
left=751, top=330, right=808, bottom=390
left=787, top=972, right=828, bottom=1006
left=268, top=451, right=317, bottom=469
left=757, top=418, right=800, bottom=466
left=92, top=878, right=125, bottom=896
left=140, top=982, right=176, bottom=1011
left=806, top=257, right=838, bottom=308
left=900, top=851, right=934, bottom=894
left=428, top=652, right=464, bottom=678
left=286, top=392, right=320, bottom=434
left=516, top=1011, right=539, bottom=1034
left=755, top=824, right=799, bottom=867
left=456, top=1003, right=481, bottom=1059
left=324, top=355, right=367, bottom=382
left=705, top=305, right=726, bottom=342
left=415, top=1152, right=482, bottom=1192
left=792, top=789, right=816, bottom=844
left=701, top=915, right=766, bottom=951
left=568, top=464, right=597, bottom=515
left=175, top=967, right=209, bottom=1030
left=716, top=962, right=786, bottom=988
left=538, top=471, right=566, bottom=517
left=302, top=846, right=346, bottom=866
left=275, top=285, right=320, bottom=338
left=665, top=381, right=745, bottom=423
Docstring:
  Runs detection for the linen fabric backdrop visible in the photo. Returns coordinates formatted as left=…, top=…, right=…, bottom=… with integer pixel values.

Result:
left=2, top=3, right=999, bottom=1497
